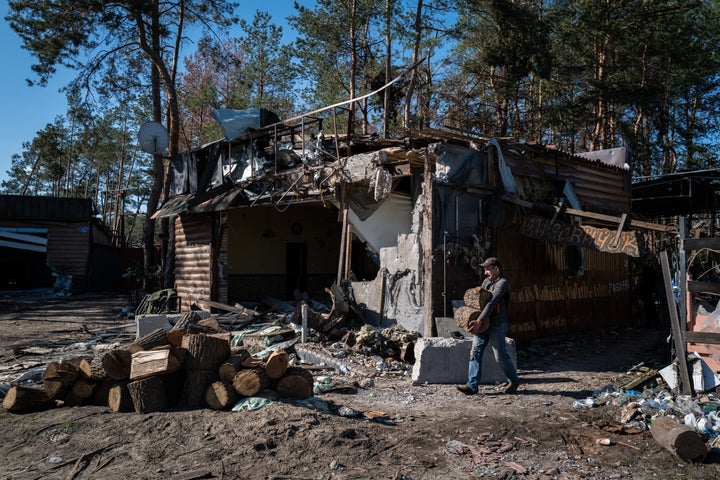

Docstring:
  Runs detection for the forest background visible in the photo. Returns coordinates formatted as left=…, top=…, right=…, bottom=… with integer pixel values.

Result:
left=1, top=0, right=719, bottom=288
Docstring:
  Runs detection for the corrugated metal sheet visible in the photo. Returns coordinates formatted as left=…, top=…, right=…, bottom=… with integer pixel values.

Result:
left=175, top=214, right=213, bottom=311
left=503, top=149, right=630, bottom=212
left=497, top=210, right=630, bottom=339
left=0, top=195, right=96, bottom=221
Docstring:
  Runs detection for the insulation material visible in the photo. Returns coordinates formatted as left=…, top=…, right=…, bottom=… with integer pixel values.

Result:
left=348, top=193, right=412, bottom=253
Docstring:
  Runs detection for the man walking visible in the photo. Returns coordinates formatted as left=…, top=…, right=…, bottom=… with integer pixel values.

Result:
left=457, top=257, right=520, bottom=395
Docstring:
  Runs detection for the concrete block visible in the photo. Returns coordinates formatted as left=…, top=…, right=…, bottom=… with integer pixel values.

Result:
left=434, top=316, right=471, bottom=339
left=135, top=314, right=172, bottom=339
left=411, top=336, right=516, bottom=385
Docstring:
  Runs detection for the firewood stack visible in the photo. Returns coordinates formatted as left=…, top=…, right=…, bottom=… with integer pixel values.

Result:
left=2, top=325, right=315, bottom=415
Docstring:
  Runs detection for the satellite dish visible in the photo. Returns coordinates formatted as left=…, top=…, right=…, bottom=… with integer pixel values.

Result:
left=138, top=121, right=169, bottom=154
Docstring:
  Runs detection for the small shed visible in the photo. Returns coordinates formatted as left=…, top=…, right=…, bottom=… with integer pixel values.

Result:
left=0, top=195, right=118, bottom=292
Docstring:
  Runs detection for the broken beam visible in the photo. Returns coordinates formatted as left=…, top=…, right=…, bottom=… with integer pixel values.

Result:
left=501, top=194, right=675, bottom=233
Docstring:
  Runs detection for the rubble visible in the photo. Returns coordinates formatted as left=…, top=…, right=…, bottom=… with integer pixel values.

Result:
left=0, top=290, right=421, bottom=417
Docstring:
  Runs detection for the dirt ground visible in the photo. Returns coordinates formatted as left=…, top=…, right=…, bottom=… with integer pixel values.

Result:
left=0, top=292, right=718, bottom=480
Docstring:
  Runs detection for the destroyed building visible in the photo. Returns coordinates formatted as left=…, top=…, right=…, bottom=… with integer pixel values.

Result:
left=154, top=109, right=673, bottom=340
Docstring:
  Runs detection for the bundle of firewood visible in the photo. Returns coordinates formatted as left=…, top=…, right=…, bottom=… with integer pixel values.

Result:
left=2, top=320, right=314, bottom=415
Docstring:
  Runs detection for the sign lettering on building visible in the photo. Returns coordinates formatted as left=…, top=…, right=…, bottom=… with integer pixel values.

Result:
left=520, top=215, right=645, bottom=257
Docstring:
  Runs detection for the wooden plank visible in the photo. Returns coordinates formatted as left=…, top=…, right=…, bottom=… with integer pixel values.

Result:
left=683, top=331, right=720, bottom=345
left=687, top=280, right=720, bottom=295
left=501, top=194, right=674, bottom=232
left=659, top=250, right=693, bottom=395
left=611, top=213, right=629, bottom=248
left=683, top=237, right=720, bottom=251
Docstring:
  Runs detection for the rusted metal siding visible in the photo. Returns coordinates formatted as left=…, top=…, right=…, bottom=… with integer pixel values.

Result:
left=175, top=214, right=213, bottom=311
left=497, top=214, right=630, bottom=339
left=504, top=151, right=631, bottom=212
left=46, top=222, right=91, bottom=290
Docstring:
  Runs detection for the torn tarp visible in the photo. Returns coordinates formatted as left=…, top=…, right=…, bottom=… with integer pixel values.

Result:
left=212, top=108, right=281, bottom=141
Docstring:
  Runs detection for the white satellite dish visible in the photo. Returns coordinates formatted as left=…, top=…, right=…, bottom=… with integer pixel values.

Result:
left=138, top=121, right=169, bottom=155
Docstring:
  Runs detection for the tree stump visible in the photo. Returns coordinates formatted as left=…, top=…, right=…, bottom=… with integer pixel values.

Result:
left=102, top=349, right=132, bottom=381
left=264, top=349, right=289, bottom=380
left=183, top=334, right=231, bottom=371
left=232, top=369, right=271, bottom=397
left=108, top=381, right=133, bottom=413
left=2, top=385, right=54, bottom=413
left=182, top=370, right=217, bottom=408
left=204, top=381, right=238, bottom=410
left=650, top=416, right=707, bottom=462
left=128, top=376, right=168, bottom=413
left=129, top=328, right=170, bottom=354
left=218, top=350, right=251, bottom=383
left=275, top=367, right=314, bottom=399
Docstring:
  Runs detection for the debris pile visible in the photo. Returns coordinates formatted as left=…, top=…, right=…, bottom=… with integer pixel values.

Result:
left=571, top=363, right=720, bottom=462
left=2, top=311, right=317, bottom=414
left=1, top=296, right=420, bottom=415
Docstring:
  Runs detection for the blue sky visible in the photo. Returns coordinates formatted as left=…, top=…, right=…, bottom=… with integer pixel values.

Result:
left=0, top=2, right=309, bottom=185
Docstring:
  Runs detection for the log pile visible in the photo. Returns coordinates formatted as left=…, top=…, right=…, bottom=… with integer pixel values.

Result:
left=2, top=327, right=314, bottom=415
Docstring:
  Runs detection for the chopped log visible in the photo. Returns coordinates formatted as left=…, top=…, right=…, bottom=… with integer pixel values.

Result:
left=102, top=349, right=132, bottom=381
left=275, top=367, right=314, bottom=399
left=167, top=329, right=185, bottom=347
left=94, top=380, right=112, bottom=407
left=463, top=286, right=492, bottom=310
left=71, top=378, right=97, bottom=399
left=108, top=381, right=133, bottom=413
left=2, top=385, right=54, bottom=413
left=129, top=328, right=170, bottom=354
left=264, top=349, right=290, bottom=380
left=171, top=311, right=201, bottom=332
left=454, top=305, right=481, bottom=330
left=43, top=378, right=68, bottom=401
left=128, top=376, right=168, bottom=413
left=130, top=349, right=182, bottom=380
left=242, top=357, right=263, bottom=369
left=79, top=356, right=107, bottom=381
left=650, top=416, right=707, bottom=462
left=164, top=370, right=186, bottom=408
left=182, top=334, right=230, bottom=371
left=43, top=361, right=80, bottom=387
left=183, top=370, right=217, bottom=407
left=62, top=391, right=89, bottom=407
left=232, top=369, right=271, bottom=397
left=204, top=381, right=238, bottom=410
left=218, top=350, right=251, bottom=383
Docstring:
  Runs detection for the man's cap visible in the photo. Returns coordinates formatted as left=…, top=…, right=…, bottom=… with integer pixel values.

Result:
left=480, top=257, right=501, bottom=268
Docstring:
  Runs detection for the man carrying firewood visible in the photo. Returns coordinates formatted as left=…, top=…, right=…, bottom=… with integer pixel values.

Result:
left=457, top=257, right=520, bottom=395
